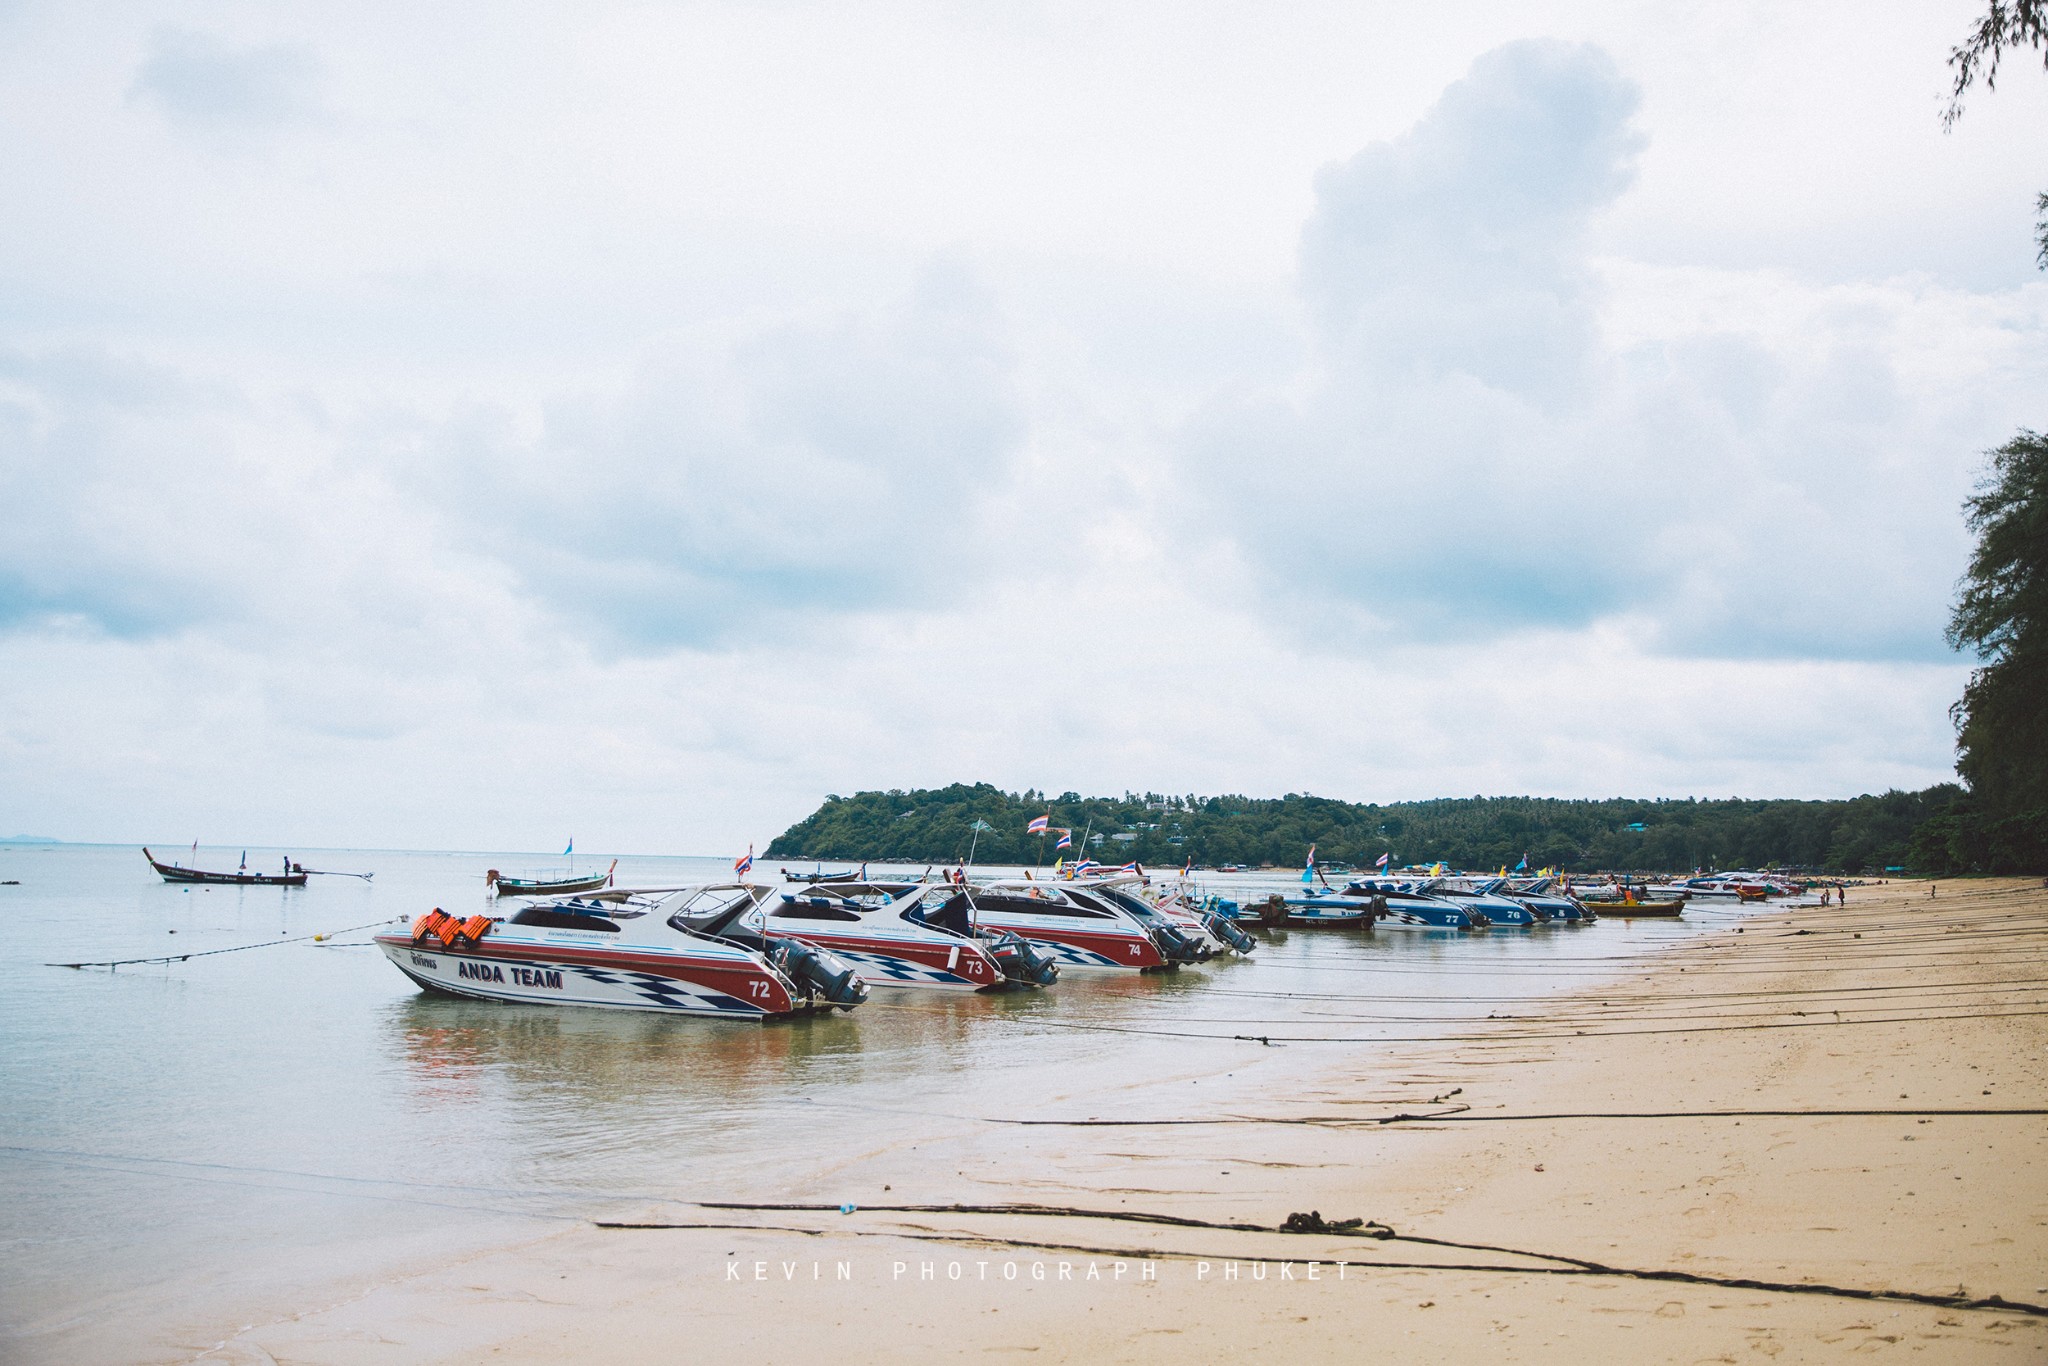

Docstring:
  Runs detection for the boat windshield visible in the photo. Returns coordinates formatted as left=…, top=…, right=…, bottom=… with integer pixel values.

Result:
left=770, top=896, right=865, bottom=922
left=508, top=904, right=622, bottom=933
left=664, top=887, right=761, bottom=936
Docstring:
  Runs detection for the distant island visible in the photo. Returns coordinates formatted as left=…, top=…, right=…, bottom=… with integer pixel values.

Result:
left=765, top=783, right=1967, bottom=874
left=3, top=835, right=63, bottom=844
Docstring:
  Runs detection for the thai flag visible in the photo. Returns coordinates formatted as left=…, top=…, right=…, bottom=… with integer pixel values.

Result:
left=1054, top=829, right=1072, bottom=849
left=1027, top=815, right=1050, bottom=834
left=734, top=845, right=753, bottom=876
left=1375, top=852, right=1391, bottom=869
left=1118, top=861, right=1140, bottom=874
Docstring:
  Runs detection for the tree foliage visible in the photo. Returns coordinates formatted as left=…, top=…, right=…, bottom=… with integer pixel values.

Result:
left=1935, top=430, right=2048, bottom=869
left=764, top=783, right=1961, bottom=875
left=1944, top=0, right=2048, bottom=127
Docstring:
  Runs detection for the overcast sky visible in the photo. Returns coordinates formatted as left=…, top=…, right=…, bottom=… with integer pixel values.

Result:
left=2, top=1, right=2043, bottom=853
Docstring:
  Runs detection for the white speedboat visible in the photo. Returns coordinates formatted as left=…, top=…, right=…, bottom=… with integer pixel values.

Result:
left=940, top=878, right=1211, bottom=971
left=1341, top=879, right=1486, bottom=928
left=375, top=883, right=868, bottom=1018
left=763, top=880, right=1058, bottom=988
left=1504, top=877, right=1596, bottom=922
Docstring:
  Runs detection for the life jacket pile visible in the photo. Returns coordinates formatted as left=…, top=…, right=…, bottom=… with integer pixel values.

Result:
left=412, top=908, right=494, bottom=947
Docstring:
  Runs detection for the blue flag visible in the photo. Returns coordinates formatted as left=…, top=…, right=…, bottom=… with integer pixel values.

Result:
left=563, top=839, right=574, bottom=856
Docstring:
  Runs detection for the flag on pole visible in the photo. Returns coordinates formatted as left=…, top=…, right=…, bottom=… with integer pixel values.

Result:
left=1054, top=828, right=1072, bottom=849
left=1181, top=857, right=1193, bottom=877
left=1052, top=857, right=1064, bottom=875
left=1301, top=843, right=1316, bottom=884
left=1118, top=861, right=1139, bottom=873
left=564, top=839, right=574, bottom=857
left=1026, top=815, right=1050, bottom=834
left=734, top=845, right=753, bottom=876
left=970, top=819, right=994, bottom=833
left=1374, top=852, right=1391, bottom=870
left=1515, top=852, right=1529, bottom=871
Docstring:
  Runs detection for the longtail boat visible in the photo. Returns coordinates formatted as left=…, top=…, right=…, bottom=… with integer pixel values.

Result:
left=487, top=859, right=617, bottom=898
left=143, top=847, right=308, bottom=886
left=1601, top=896, right=1683, bottom=917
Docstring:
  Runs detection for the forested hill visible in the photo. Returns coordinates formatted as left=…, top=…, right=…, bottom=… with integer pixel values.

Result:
left=764, top=783, right=1963, bottom=875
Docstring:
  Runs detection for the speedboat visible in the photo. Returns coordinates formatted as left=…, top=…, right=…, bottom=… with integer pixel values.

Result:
left=1429, top=876, right=1547, bottom=927
left=1279, top=887, right=1379, bottom=926
left=1504, top=877, right=1595, bottom=923
left=939, top=879, right=1210, bottom=971
left=1069, top=875, right=1255, bottom=956
left=1342, top=879, right=1485, bottom=928
left=763, top=880, right=1058, bottom=988
left=375, top=882, right=868, bottom=1018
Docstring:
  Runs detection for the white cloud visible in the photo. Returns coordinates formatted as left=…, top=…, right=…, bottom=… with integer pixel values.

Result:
left=129, top=27, right=323, bottom=134
left=0, top=2, right=2038, bottom=847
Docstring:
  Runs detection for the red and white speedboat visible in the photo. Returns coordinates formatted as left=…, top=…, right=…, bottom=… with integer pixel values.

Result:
left=937, top=878, right=1212, bottom=972
left=760, top=881, right=1058, bottom=989
left=375, top=883, right=868, bottom=1019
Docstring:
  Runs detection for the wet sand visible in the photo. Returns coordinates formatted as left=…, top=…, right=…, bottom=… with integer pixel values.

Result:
left=193, top=879, right=2047, bottom=1363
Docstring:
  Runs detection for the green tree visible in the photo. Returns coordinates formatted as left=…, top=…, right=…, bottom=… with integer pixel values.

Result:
left=1944, top=0, right=2048, bottom=127
left=1938, top=432, right=2048, bottom=871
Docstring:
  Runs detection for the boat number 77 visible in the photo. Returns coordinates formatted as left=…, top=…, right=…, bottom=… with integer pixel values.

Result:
left=750, top=980, right=772, bottom=998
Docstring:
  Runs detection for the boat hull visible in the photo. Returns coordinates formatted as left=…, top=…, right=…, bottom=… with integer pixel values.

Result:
left=756, top=926, right=1003, bottom=990
left=1279, top=896, right=1374, bottom=926
left=374, top=935, right=818, bottom=1018
left=490, top=876, right=610, bottom=897
left=144, top=849, right=306, bottom=886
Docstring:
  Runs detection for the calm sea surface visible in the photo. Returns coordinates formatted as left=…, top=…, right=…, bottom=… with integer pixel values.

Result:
left=0, top=842, right=1746, bottom=1362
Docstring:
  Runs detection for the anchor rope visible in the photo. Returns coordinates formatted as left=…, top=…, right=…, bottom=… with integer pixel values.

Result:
left=47, top=917, right=403, bottom=970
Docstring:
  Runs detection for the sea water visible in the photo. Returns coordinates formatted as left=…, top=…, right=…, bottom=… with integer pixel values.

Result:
left=0, top=843, right=1733, bottom=1362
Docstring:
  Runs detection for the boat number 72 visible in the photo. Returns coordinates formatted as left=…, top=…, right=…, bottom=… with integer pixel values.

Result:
left=750, top=980, right=772, bottom=998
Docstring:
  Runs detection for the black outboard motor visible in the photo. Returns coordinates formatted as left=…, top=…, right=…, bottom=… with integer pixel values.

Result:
left=1147, top=920, right=1206, bottom=966
left=985, top=930, right=1060, bottom=987
left=1203, top=910, right=1257, bottom=956
left=767, top=937, right=868, bottom=1009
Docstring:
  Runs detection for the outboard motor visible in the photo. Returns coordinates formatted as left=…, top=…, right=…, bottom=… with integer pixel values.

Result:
left=768, top=938, right=868, bottom=1009
left=985, top=930, right=1060, bottom=987
left=1147, top=920, right=1206, bottom=966
left=1204, top=910, right=1256, bottom=956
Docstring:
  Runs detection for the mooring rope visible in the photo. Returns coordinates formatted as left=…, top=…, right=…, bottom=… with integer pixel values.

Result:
left=47, top=918, right=401, bottom=969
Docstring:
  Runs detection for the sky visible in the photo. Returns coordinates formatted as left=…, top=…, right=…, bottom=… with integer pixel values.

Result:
left=1, top=1, right=2043, bottom=853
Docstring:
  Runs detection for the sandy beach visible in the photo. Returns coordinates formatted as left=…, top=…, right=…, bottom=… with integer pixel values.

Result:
left=188, top=879, right=2047, bottom=1364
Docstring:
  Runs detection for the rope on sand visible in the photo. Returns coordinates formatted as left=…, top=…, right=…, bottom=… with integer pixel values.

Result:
left=601, top=1200, right=2048, bottom=1319
left=47, top=918, right=402, bottom=970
